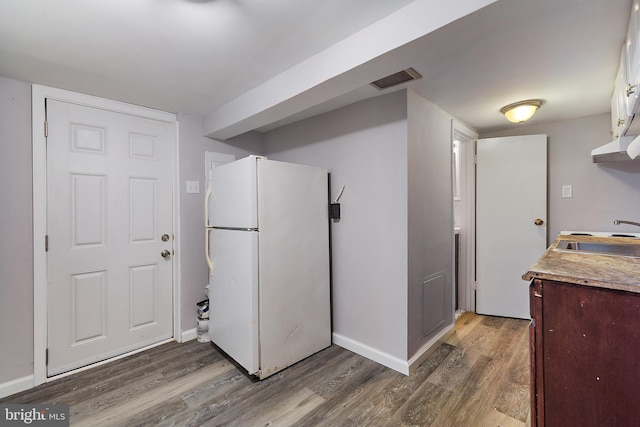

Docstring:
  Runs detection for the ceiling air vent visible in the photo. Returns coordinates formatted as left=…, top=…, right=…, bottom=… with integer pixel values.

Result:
left=370, top=68, right=422, bottom=90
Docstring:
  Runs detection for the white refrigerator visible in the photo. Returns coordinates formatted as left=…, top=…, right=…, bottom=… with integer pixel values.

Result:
left=205, top=155, right=331, bottom=379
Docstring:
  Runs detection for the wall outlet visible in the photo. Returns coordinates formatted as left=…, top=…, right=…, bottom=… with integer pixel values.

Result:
left=186, top=181, right=200, bottom=194
left=562, top=185, right=573, bottom=198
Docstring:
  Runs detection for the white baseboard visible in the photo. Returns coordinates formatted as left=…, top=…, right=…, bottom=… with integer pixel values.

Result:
left=181, top=327, right=197, bottom=342
left=332, top=323, right=455, bottom=377
left=332, top=333, right=410, bottom=375
left=407, top=323, right=455, bottom=375
left=0, top=375, right=34, bottom=400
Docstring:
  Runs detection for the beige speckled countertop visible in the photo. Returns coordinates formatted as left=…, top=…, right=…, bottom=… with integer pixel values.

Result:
left=523, top=234, right=640, bottom=294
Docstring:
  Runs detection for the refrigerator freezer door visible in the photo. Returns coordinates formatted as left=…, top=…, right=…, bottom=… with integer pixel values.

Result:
left=209, top=228, right=259, bottom=374
left=209, top=156, right=258, bottom=229
left=256, top=159, right=331, bottom=379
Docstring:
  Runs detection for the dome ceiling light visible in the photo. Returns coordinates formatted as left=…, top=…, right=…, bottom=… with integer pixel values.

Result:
left=500, top=99, right=543, bottom=123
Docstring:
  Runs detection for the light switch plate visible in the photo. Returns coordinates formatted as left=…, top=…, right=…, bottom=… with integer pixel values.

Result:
left=186, top=181, right=200, bottom=194
left=562, top=185, right=573, bottom=198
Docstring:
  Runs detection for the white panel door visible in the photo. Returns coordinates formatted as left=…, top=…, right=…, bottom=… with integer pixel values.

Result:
left=46, top=99, right=174, bottom=376
left=476, top=135, right=547, bottom=319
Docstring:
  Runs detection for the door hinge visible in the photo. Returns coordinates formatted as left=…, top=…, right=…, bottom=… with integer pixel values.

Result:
left=473, top=280, right=478, bottom=290
left=44, top=121, right=48, bottom=138
left=473, top=155, right=478, bottom=164
left=45, top=235, right=49, bottom=252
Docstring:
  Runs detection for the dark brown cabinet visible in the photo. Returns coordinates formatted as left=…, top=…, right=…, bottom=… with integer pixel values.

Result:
left=529, top=279, right=640, bottom=427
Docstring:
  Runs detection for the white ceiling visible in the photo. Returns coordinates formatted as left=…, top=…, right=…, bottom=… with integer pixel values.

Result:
left=0, top=0, right=632, bottom=139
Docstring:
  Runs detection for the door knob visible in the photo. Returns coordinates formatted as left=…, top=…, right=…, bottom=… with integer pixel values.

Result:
left=161, top=249, right=171, bottom=259
left=161, top=234, right=170, bottom=242
left=534, top=218, right=544, bottom=226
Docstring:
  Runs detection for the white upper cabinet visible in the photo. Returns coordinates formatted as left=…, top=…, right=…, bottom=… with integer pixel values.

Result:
left=612, top=49, right=629, bottom=138
left=619, top=1, right=640, bottom=136
left=626, top=1, right=640, bottom=117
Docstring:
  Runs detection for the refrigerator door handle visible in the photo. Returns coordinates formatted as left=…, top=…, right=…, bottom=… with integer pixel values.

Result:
left=210, top=226, right=259, bottom=232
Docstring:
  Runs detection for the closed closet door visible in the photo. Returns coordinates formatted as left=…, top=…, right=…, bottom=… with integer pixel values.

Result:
left=476, top=134, right=547, bottom=319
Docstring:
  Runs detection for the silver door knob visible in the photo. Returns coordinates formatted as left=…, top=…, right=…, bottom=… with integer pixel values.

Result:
left=161, top=249, right=171, bottom=259
left=161, top=234, right=170, bottom=242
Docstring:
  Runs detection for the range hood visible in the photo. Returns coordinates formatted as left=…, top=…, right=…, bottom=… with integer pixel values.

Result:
left=591, top=135, right=640, bottom=163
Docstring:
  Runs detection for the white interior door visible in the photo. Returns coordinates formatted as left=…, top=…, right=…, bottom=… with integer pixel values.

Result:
left=476, top=135, right=547, bottom=319
left=46, top=99, right=174, bottom=376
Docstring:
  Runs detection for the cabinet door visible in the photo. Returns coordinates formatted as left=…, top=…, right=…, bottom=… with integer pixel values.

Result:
left=541, top=280, right=640, bottom=426
left=626, top=0, right=640, bottom=118
left=612, top=50, right=629, bottom=138
left=529, top=280, right=544, bottom=427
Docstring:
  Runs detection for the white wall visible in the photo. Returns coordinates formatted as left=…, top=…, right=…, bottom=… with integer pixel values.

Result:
left=0, top=76, right=33, bottom=385
left=263, top=91, right=409, bottom=363
left=482, top=113, right=640, bottom=240
left=177, top=114, right=262, bottom=334
left=406, top=91, right=455, bottom=357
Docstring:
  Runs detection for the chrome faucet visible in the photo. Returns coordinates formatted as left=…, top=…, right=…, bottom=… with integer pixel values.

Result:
left=613, top=219, right=640, bottom=227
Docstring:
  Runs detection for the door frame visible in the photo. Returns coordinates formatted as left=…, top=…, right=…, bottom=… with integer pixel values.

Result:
left=32, top=85, right=181, bottom=386
left=452, top=121, right=477, bottom=313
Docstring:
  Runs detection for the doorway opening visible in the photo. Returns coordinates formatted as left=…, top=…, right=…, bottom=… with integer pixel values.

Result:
left=452, top=122, right=477, bottom=314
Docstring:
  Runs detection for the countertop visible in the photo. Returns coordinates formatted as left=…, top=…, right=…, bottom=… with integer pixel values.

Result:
left=523, top=234, right=640, bottom=294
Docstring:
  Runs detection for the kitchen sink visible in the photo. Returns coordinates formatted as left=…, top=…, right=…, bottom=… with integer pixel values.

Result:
left=554, top=240, right=640, bottom=258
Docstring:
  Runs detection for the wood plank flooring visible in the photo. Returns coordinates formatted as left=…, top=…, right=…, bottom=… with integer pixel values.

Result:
left=1, top=313, right=530, bottom=426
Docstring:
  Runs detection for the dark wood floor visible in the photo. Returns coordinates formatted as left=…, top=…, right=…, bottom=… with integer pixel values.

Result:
left=2, top=313, right=530, bottom=426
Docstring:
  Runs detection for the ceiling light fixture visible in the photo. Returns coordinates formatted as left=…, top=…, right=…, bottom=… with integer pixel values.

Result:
left=500, top=99, right=543, bottom=123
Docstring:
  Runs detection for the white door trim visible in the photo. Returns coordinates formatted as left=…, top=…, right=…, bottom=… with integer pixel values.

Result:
left=452, top=121, right=477, bottom=313
left=31, top=85, right=181, bottom=386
